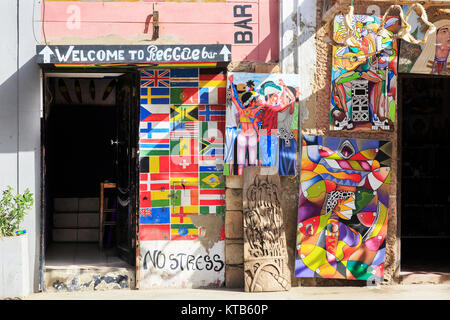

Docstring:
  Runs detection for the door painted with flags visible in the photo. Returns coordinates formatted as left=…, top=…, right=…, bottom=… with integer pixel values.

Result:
left=138, top=68, right=226, bottom=288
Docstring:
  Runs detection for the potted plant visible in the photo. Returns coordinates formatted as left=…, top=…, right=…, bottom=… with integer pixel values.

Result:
left=0, top=186, right=34, bottom=299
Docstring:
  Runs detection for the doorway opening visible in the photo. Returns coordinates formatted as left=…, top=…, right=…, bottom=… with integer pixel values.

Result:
left=400, top=75, right=450, bottom=273
left=41, top=71, right=139, bottom=290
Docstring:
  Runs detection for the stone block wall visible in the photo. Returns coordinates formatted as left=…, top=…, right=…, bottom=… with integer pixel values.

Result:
left=224, top=177, right=244, bottom=288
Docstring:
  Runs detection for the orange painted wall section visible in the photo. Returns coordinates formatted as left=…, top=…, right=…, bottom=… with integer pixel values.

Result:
left=41, top=0, right=279, bottom=62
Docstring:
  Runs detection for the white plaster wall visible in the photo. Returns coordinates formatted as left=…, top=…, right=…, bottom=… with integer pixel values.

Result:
left=280, top=0, right=316, bottom=97
left=0, top=0, right=19, bottom=192
left=0, top=236, right=30, bottom=298
left=0, top=0, right=42, bottom=295
left=139, top=240, right=225, bottom=289
left=280, top=0, right=297, bottom=73
left=19, top=0, right=43, bottom=294
left=296, top=0, right=317, bottom=101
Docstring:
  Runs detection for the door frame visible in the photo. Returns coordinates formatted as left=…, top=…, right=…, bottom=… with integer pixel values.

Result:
left=398, top=72, right=450, bottom=273
left=114, top=71, right=141, bottom=267
left=39, top=68, right=141, bottom=290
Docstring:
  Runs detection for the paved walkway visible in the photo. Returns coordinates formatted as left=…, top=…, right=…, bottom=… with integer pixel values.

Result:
left=22, top=284, right=450, bottom=300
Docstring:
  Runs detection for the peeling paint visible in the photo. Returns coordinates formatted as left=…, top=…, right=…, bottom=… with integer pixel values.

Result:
left=51, top=274, right=129, bottom=291
left=45, top=268, right=135, bottom=292
left=189, top=214, right=224, bottom=253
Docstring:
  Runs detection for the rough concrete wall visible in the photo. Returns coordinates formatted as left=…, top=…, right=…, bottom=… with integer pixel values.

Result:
left=224, top=176, right=244, bottom=288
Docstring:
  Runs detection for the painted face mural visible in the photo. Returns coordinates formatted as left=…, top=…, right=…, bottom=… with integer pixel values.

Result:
left=405, top=16, right=450, bottom=75
left=330, top=14, right=398, bottom=131
left=224, top=72, right=301, bottom=176
left=432, top=24, right=450, bottom=74
left=295, top=136, right=392, bottom=281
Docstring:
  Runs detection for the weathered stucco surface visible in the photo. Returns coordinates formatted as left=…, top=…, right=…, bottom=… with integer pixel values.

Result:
left=44, top=267, right=135, bottom=292
left=189, top=214, right=224, bottom=253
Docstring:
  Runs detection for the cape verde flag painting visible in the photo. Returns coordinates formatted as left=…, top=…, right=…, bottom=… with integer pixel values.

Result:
left=170, top=68, right=199, bottom=87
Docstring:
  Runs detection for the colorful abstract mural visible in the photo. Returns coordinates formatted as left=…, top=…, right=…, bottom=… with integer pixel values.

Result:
left=330, top=14, right=398, bottom=131
left=224, top=72, right=300, bottom=176
left=295, top=135, right=392, bottom=281
left=138, top=68, right=226, bottom=288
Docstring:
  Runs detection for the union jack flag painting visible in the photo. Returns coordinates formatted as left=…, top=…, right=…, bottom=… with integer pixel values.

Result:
left=141, top=70, right=170, bottom=88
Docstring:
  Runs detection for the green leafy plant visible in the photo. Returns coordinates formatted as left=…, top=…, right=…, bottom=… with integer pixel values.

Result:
left=0, top=186, right=34, bottom=238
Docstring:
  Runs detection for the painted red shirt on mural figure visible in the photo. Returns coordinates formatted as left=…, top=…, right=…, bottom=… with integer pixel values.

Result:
left=259, top=104, right=280, bottom=136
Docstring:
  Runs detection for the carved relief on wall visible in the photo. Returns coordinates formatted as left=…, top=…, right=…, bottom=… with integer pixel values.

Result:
left=242, top=166, right=291, bottom=292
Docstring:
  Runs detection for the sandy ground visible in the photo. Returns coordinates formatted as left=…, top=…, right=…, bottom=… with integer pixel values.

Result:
left=21, top=284, right=450, bottom=300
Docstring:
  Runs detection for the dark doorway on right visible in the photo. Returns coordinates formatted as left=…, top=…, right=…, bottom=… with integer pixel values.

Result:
left=401, top=75, right=450, bottom=273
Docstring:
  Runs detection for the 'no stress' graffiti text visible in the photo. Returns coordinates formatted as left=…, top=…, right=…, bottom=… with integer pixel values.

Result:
left=143, top=250, right=225, bottom=272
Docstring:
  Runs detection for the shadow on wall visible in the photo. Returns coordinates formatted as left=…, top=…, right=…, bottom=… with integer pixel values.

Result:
left=0, top=57, right=43, bottom=293
left=0, top=58, right=41, bottom=154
